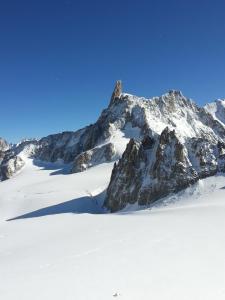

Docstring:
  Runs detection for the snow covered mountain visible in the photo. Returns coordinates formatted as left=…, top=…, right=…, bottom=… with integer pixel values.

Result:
left=103, top=91, right=225, bottom=211
left=1, top=83, right=225, bottom=299
left=205, top=99, right=225, bottom=126
left=1, top=82, right=225, bottom=211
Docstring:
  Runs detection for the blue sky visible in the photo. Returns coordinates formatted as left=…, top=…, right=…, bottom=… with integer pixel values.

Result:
left=1, top=0, right=225, bottom=142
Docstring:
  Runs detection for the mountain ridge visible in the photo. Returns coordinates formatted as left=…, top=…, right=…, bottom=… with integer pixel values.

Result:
left=1, top=82, right=225, bottom=212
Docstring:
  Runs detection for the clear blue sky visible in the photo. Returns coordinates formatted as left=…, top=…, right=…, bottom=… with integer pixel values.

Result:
left=1, top=0, right=225, bottom=143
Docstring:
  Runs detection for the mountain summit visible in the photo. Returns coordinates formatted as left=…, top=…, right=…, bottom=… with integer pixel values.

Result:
left=110, top=80, right=122, bottom=106
left=1, top=82, right=225, bottom=211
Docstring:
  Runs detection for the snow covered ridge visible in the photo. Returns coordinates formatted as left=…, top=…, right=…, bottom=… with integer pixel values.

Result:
left=1, top=81, right=225, bottom=210
left=205, top=99, right=225, bottom=127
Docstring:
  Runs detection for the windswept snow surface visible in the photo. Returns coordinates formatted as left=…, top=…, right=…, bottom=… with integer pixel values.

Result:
left=0, top=161, right=225, bottom=300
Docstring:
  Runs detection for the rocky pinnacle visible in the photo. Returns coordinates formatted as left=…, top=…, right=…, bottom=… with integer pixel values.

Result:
left=110, top=80, right=122, bottom=106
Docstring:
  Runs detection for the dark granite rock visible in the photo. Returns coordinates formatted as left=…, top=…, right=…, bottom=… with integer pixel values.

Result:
left=104, top=126, right=225, bottom=212
left=109, top=80, right=122, bottom=106
left=0, top=155, right=25, bottom=180
left=71, top=143, right=117, bottom=173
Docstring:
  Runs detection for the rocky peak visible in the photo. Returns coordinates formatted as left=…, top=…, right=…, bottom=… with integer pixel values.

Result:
left=0, top=138, right=9, bottom=152
left=109, top=80, right=122, bottom=106
left=168, top=90, right=183, bottom=97
left=2, top=83, right=225, bottom=183
left=159, top=90, right=194, bottom=110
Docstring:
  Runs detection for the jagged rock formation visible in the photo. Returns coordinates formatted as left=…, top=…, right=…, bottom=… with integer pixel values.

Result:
left=0, top=81, right=142, bottom=180
left=1, top=83, right=225, bottom=191
left=104, top=127, right=225, bottom=212
left=109, top=80, right=122, bottom=106
left=0, top=138, right=9, bottom=152
left=0, top=154, right=25, bottom=181
left=71, top=143, right=117, bottom=173
left=0, top=138, right=10, bottom=178
left=0, top=151, right=5, bottom=166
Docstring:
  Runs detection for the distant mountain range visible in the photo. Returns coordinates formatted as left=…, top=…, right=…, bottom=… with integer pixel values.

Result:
left=1, top=81, right=225, bottom=211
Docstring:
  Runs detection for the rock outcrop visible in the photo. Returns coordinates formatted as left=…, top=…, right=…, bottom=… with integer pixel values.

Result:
left=0, top=151, right=5, bottom=165
left=71, top=143, right=117, bottom=173
left=109, top=80, right=122, bottom=106
left=0, top=138, right=9, bottom=152
left=0, top=154, right=25, bottom=181
left=104, top=126, right=225, bottom=212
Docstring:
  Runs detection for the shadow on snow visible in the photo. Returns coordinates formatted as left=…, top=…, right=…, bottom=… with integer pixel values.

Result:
left=32, top=159, right=72, bottom=176
left=7, top=192, right=106, bottom=221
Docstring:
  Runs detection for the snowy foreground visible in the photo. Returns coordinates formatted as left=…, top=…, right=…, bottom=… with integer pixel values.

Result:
left=0, top=160, right=225, bottom=300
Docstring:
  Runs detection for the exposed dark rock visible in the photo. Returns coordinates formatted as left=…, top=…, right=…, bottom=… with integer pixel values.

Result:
left=0, top=155, right=25, bottom=180
left=0, top=138, right=9, bottom=152
left=71, top=143, right=117, bottom=173
left=105, top=139, right=144, bottom=212
left=109, top=80, right=122, bottom=106
left=142, top=135, right=154, bottom=150
left=104, top=126, right=225, bottom=212
left=0, top=151, right=5, bottom=165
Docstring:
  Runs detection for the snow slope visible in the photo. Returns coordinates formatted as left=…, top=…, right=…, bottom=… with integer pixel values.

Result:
left=205, top=99, right=225, bottom=127
left=0, top=161, right=225, bottom=299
